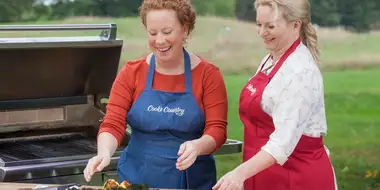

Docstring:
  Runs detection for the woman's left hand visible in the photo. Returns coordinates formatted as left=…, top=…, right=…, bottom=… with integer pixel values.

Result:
left=176, top=140, right=200, bottom=170
left=212, top=169, right=245, bottom=190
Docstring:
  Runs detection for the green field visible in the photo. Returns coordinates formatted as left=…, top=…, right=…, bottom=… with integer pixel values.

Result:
left=2, top=16, right=380, bottom=189
left=2, top=16, right=380, bottom=73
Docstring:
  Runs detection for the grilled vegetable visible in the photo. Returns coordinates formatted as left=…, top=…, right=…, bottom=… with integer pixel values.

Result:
left=102, top=179, right=120, bottom=190
left=101, top=179, right=148, bottom=190
left=119, top=181, right=131, bottom=189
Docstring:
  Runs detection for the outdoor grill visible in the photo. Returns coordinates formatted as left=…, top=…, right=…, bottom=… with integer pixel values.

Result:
left=0, top=24, right=242, bottom=187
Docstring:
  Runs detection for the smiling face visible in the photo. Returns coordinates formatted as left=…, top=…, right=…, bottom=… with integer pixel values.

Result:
left=256, top=5, right=299, bottom=53
left=145, top=9, right=188, bottom=64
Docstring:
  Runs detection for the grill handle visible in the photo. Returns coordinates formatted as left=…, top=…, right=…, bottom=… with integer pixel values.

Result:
left=0, top=157, right=120, bottom=182
left=0, top=23, right=117, bottom=40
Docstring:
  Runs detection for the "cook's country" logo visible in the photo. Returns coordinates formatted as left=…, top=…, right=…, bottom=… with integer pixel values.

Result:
left=147, top=105, right=185, bottom=116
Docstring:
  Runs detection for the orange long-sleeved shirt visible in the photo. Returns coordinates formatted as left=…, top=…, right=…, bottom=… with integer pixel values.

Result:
left=98, top=56, right=228, bottom=150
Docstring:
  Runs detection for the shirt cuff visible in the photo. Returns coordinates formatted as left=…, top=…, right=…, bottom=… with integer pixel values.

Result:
left=261, top=140, right=288, bottom=165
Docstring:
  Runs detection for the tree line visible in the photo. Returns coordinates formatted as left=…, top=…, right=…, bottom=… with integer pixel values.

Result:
left=1, top=0, right=379, bottom=32
left=237, top=0, right=380, bottom=32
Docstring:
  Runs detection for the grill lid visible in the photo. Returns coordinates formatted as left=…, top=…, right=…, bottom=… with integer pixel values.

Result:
left=0, top=24, right=122, bottom=108
left=0, top=24, right=123, bottom=134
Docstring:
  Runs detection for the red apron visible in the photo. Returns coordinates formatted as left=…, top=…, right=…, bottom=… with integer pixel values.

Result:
left=239, top=38, right=336, bottom=190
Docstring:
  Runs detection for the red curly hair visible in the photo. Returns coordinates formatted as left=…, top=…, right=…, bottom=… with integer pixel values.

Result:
left=139, top=0, right=196, bottom=35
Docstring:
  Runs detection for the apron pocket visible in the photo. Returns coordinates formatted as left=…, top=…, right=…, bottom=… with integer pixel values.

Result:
left=186, top=155, right=216, bottom=190
left=142, top=155, right=185, bottom=189
left=117, top=151, right=146, bottom=184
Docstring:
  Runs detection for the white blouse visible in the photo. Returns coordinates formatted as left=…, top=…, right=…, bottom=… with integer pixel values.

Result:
left=254, top=43, right=329, bottom=165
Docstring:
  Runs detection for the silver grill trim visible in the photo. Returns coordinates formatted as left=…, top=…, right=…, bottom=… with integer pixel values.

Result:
left=0, top=101, right=104, bottom=134
left=0, top=107, right=64, bottom=126
left=0, top=156, right=120, bottom=182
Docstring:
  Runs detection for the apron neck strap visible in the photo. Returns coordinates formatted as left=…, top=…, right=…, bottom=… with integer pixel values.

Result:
left=268, top=37, right=301, bottom=79
left=146, top=48, right=193, bottom=92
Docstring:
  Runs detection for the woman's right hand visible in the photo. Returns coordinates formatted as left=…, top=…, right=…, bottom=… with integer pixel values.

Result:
left=83, top=155, right=111, bottom=182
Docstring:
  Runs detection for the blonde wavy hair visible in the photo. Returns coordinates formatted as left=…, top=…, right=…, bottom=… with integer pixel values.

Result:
left=254, top=0, right=320, bottom=62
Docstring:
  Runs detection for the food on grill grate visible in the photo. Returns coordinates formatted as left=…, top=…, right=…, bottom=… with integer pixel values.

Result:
left=101, top=179, right=149, bottom=190
left=102, top=179, right=120, bottom=189
left=119, top=181, right=132, bottom=189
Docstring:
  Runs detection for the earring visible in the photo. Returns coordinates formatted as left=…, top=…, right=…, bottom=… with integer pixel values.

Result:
left=183, top=40, right=188, bottom=48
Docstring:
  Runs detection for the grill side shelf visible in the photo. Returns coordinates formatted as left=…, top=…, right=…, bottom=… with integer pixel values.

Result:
left=214, top=139, right=243, bottom=155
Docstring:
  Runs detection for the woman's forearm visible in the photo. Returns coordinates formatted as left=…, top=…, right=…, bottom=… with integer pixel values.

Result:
left=97, top=132, right=119, bottom=158
left=194, top=135, right=217, bottom=155
left=236, top=150, right=277, bottom=180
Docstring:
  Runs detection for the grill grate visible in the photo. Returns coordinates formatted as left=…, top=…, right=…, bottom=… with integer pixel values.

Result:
left=0, top=137, right=98, bottom=162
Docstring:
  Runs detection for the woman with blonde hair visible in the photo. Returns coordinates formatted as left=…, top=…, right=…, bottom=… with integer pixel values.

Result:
left=213, top=0, right=337, bottom=189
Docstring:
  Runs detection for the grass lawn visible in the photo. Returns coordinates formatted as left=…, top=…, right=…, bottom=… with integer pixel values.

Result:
left=216, top=69, right=380, bottom=190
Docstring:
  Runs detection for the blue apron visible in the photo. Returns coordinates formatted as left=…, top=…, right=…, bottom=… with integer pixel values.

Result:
left=117, top=48, right=216, bottom=190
